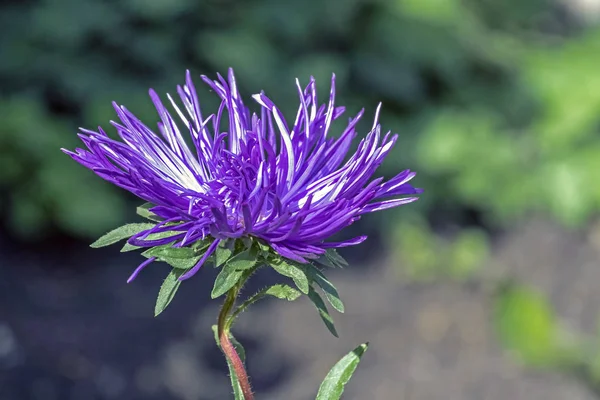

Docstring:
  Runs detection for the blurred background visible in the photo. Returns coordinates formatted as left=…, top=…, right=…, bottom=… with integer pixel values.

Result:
left=2, top=0, right=600, bottom=398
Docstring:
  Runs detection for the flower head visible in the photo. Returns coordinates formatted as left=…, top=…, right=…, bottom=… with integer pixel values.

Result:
left=64, top=69, right=421, bottom=280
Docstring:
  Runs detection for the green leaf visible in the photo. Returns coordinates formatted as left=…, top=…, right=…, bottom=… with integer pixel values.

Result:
left=91, top=223, right=155, bottom=248
left=137, top=202, right=162, bottom=222
left=161, top=256, right=202, bottom=270
left=325, top=249, right=349, bottom=268
left=308, top=287, right=338, bottom=337
left=145, top=246, right=196, bottom=259
left=228, top=284, right=302, bottom=325
left=270, top=259, right=310, bottom=294
left=155, top=269, right=184, bottom=317
left=143, top=241, right=217, bottom=270
left=314, top=254, right=337, bottom=269
left=192, top=240, right=211, bottom=252
left=212, top=325, right=245, bottom=400
left=227, top=248, right=259, bottom=271
left=141, top=243, right=171, bottom=258
left=119, top=230, right=184, bottom=252
left=305, top=265, right=345, bottom=313
left=215, top=241, right=234, bottom=267
left=316, top=343, right=369, bottom=400
left=120, top=242, right=140, bottom=252
left=211, top=265, right=245, bottom=299
left=264, top=284, right=302, bottom=301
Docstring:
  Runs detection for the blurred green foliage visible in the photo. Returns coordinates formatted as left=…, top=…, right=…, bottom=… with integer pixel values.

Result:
left=494, top=284, right=564, bottom=367
left=394, top=219, right=489, bottom=281
left=2, top=0, right=599, bottom=239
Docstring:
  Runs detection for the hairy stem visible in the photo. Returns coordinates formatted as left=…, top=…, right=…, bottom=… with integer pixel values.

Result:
left=217, top=285, right=254, bottom=400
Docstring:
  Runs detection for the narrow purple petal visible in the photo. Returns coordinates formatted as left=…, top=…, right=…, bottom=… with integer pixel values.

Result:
left=127, top=257, right=157, bottom=283
left=179, top=239, right=221, bottom=281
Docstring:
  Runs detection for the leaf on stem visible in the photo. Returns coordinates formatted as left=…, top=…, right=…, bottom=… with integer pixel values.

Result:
left=270, top=259, right=310, bottom=294
left=226, top=248, right=259, bottom=270
left=316, top=342, right=369, bottom=400
left=307, top=287, right=339, bottom=337
left=265, top=284, right=302, bottom=301
left=155, top=269, right=184, bottom=316
left=212, top=267, right=245, bottom=299
left=119, top=230, right=184, bottom=252
left=215, top=240, right=235, bottom=267
left=304, top=264, right=345, bottom=313
left=316, top=249, right=349, bottom=268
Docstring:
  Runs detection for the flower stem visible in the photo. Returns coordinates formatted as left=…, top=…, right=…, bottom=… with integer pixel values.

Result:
left=217, top=285, right=254, bottom=400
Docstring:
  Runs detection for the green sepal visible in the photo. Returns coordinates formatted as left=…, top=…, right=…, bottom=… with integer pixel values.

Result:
left=256, top=240, right=272, bottom=256
left=91, top=223, right=155, bottom=248
left=307, top=286, right=338, bottom=337
left=316, top=343, right=369, bottom=400
left=211, top=325, right=246, bottom=400
left=155, top=269, right=184, bottom=317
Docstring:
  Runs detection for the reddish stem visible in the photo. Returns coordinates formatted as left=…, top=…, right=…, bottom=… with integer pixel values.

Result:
left=219, top=329, right=254, bottom=400
left=217, top=284, right=254, bottom=400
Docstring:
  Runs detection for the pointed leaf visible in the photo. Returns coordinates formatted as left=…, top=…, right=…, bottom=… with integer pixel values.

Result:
left=91, top=223, right=155, bottom=248
left=325, top=249, right=349, bottom=268
left=215, top=241, right=234, bottom=267
left=229, top=284, right=302, bottom=325
left=212, top=325, right=245, bottom=400
left=137, top=202, right=162, bottom=222
left=316, top=343, right=369, bottom=400
left=227, top=248, right=259, bottom=271
left=155, top=269, right=184, bottom=316
left=161, top=256, right=202, bottom=270
left=308, top=287, right=338, bottom=337
left=211, top=265, right=244, bottom=299
left=143, top=240, right=216, bottom=270
left=270, top=260, right=310, bottom=294
left=146, top=246, right=196, bottom=259
left=315, top=254, right=337, bottom=269
left=192, top=240, right=211, bottom=252
left=159, top=241, right=211, bottom=269
left=119, top=230, right=184, bottom=252
left=306, top=265, right=345, bottom=313
left=265, top=284, right=302, bottom=301
left=121, top=242, right=140, bottom=252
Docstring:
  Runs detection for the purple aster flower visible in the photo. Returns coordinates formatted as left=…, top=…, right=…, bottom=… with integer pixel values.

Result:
left=63, top=69, right=421, bottom=281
